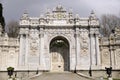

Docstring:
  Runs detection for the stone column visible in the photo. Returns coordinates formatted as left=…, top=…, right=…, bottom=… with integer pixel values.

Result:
left=95, top=34, right=101, bottom=65
left=114, top=49, right=117, bottom=67
left=75, top=28, right=80, bottom=68
left=39, top=34, right=41, bottom=65
left=111, top=47, right=115, bottom=68
left=25, top=34, right=29, bottom=65
left=109, top=46, right=112, bottom=67
left=19, top=34, right=25, bottom=66
left=40, top=28, right=45, bottom=69
left=90, top=32, right=96, bottom=66
left=111, top=49, right=114, bottom=68
left=44, top=34, right=50, bottom=70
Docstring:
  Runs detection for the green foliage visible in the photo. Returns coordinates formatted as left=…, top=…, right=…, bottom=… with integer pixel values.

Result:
left=12, top=78, right=16, bottom=80
left=113, top=79, right=120, bottom=80
left=7, top=67, right=14, bottom=71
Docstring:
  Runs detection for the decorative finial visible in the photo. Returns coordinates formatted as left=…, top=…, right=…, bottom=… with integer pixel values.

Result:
left=75, top=14, right=80, bottom=19
left=40, top=14, right=44, bottom=18
left=22, top=10, right=29, bottom=19
left=89, top=10, right=97, bottom=20
left=56, top=4, right=63, bottom=11
left=69, top=8, right=73, bottom=13
left=24, top=10, right=28, bottom=14
left=46, top=8, right=50, bottom=13
left=91, top=10, right=95, bottom=14
left=4, top=32, right=8, bottom=38
left=58, top=4, right=62, bottom=8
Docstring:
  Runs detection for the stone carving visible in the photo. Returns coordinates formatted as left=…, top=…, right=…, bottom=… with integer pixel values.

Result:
left=116, top=50, right=120, bottom=57
left=115, top=27, right=120, bottom=36
left=9, top=52, right=14, bottom=59
left=102, top=49, right=110, bottom=65
left=80, top=32, right=89, bottom=55
left=116, top=49, right=120, bottom=65
left=29, top=31, right=39, bottom=56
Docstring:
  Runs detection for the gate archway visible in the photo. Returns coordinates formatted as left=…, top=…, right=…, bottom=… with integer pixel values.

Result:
left=50, top=36, right=70, bottom=72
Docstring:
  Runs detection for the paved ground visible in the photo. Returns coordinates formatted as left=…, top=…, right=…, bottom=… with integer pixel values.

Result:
left=29, top=72, right=92, bottom=80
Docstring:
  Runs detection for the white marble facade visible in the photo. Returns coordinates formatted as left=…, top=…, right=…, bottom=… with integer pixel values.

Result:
left=0, top=5, right=120, bottom=71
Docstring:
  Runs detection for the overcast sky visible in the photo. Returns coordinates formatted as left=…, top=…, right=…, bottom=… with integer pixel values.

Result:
left=1, top=0, right=120, bottom=24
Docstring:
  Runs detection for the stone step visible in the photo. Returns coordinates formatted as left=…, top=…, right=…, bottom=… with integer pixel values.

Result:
left=29, top=72, right=93, bottom=80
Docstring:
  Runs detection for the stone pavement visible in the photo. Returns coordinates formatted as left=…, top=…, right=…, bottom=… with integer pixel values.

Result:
left=29, top=72, right=93, bottom=80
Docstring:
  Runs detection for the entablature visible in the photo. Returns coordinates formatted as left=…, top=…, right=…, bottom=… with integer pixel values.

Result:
left=19, top=5, right=100, bottom=28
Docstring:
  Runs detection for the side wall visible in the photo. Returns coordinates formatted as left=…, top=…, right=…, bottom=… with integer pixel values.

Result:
left=100, top=37, right=120, bottom=70
left=0, top=34, right=19, bottom=71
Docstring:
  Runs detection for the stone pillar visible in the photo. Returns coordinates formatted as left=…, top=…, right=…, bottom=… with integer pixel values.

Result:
left=25, top=34, right=29, bottom=65
left=109, top=46, right=112, bottom=67
left=40, top=28, right=45, bottom=69
left=95, top=34, right=101, bottom=65
left=44, top=34, right=50, bottom=70
left=39, top=34, right=41, bottom=65
left=90, top=32, right=96, bottom=66
left=111, top=48, right=115, bottom=68
left=114, top=49, right=117, bottom=68
left=19, top=34, right=25, bottom=66
left=75, top=28, right=80, bottom=68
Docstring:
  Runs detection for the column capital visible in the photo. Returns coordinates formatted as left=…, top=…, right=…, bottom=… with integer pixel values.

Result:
left=75, top=33, right=80, bottom=37
left=39, top=33, right=44, bottom=38
left=89, top=33, right=94, bottom=37
left=89, top=31, right=95, bottom=35
left=95, top=33, right=99, bottom=37
left=20, top=34, right=23, bottom=38
left=26, top=34, right=29, bottom=37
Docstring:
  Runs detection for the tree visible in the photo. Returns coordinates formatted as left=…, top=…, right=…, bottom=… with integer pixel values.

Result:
left=7, top=20, right=19, bottom=38
left=100, top=14, right=120, bottom=37
left=0, top=3, right=5, bottom=32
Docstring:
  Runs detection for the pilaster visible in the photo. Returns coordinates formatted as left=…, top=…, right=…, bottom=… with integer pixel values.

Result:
left=95, top=34, right=101, bottom=65
left=89, top=30, right=96, bottom=66
left=19, top=34, right=25, bottom=66
left=39, top=28, right=45, bottom=69
left=25, top=34, right=29, bottom=65
left=75, top=27, right=80, bottom=67
left=110, top=47, right=115, bottom=69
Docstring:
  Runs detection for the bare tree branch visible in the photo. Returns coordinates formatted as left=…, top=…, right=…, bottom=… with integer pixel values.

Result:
left=100, top=14, right=120, bottom=37
left=6, top=20, right=19, bottom=38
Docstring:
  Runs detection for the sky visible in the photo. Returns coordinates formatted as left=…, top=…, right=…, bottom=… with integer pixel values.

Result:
left=0, top=0, right=120, bottom=24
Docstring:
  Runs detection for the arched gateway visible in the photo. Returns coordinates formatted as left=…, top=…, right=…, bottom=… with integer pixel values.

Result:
left=19, top=5, right=101, bottom=72
left=0, top=3, right=120, bottom=79
left=50, top=36, right=70, bottom=72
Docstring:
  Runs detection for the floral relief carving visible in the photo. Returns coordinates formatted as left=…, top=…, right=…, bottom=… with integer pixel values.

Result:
left=30, top=31, right=39, bottom=56
left=102, top=49, right=110, bottom=65
left=116, top=50, right=120, bottom=57
left=80, top=32, right=89, bottom=55
left=116, top=49, right=120, bottom=65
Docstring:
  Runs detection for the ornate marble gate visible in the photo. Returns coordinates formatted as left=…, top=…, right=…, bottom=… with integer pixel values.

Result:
left=19, top=5, right=100, bottom=71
